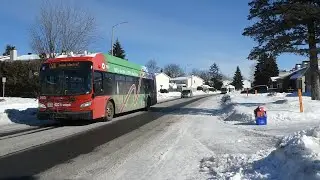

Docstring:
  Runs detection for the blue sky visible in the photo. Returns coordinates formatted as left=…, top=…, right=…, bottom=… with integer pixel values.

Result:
left=0, top=0, right=307, bottom=79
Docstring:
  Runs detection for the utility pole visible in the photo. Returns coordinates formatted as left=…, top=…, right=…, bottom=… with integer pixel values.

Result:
left=2, top=77, right=6, bottom=98
left=111, top=21, right=128, bottom=56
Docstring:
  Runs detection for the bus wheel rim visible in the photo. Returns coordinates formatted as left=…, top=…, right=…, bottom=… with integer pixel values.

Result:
left=107, top=103, right=113, bottom=117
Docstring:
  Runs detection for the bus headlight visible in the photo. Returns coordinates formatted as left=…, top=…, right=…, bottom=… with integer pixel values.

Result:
left=38, top=103, right=46, bottom=109
left=80, top=101, right=92, bottom=108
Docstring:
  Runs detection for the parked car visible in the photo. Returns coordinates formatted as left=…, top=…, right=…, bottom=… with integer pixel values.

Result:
left=241, top=85, right=268, bottom=94
left=181, top=89, right=193, bottom=98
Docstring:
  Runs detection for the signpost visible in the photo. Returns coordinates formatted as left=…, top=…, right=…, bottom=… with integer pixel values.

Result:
left=2, top=77, right=6, bottom=98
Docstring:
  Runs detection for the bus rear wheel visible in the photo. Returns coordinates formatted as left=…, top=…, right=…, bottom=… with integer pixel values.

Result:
left=105, top=101, right=114, bottom=121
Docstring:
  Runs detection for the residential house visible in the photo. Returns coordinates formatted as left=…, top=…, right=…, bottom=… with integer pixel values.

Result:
left=155, top=72, right=170, bottom=92
left=0, top=50, right=40, bottom=61
left=270, top=61, right=312, bottom=93
left=170, top=75, right=204, bottom=91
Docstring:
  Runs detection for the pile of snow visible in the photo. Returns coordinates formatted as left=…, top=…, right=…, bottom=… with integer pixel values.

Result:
left=200, top=125, right=320, bottom=180
left=157, top=92, right=181, bottom=102
left=0, top=97, right=53, bottom=126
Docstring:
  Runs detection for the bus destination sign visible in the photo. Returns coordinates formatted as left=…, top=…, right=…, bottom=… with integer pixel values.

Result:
left=49, top=62, right=80, bottom=69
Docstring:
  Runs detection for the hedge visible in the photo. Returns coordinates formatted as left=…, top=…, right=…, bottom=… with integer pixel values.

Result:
left=0, top=60, right=43, bottom=98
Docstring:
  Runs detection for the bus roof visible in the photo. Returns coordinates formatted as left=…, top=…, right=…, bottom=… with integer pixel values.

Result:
left=104, top=54, right=143, bottom=72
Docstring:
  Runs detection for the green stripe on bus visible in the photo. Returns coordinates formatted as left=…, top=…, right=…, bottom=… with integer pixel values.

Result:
left=104, top=54, right=145, bottom=78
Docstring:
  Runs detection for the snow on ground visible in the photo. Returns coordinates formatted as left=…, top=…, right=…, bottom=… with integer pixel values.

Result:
left=200, top=126, right=320, bottom=180
left=200, top=92, right=320, bottom=180
left=0, top=97, right=53, bottom=127
left=37, top=94, right=277, bottom=180
left=157, top=90, right=220, bottom=102
left=220, top=92, right=320, bottom=128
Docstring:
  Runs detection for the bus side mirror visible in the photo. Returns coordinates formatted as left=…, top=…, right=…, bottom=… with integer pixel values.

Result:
left=92, top=93, right=95, bottom=98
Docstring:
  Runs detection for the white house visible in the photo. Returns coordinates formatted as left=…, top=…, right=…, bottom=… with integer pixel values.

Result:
left=170, top=75, right=204, bottom=90
left=155, top=72, right=170, bottom=92
left=0, top=50, right=40, bottom=61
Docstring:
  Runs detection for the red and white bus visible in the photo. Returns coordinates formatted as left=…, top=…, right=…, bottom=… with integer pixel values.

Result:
left=37, top=53, right=157, bottom=121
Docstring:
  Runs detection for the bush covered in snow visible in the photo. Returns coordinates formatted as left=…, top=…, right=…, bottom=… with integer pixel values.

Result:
left=200, top=126, right=320, bottom=180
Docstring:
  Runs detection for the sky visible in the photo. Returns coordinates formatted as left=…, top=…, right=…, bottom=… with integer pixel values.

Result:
left=0, top=0, right=307, bottom=79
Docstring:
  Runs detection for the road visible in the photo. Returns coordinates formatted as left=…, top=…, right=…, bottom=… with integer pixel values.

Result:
left=0, top=94, right=279, bottom=180
left=0, top=94, right=212, bottom=179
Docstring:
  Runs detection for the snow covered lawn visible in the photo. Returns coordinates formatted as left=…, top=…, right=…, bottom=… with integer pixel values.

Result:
left=0, top=97, right=54, bottom=127
left=200, top=92, right=320, bottom=180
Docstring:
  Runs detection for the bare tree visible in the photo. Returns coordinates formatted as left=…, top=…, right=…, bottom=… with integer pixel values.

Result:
left=191, top=68, right=210, bottom=82
left=30, top=1, right=96, bottom=58
left=145, top=59, right=160, bottom=74
left=163, top=64, right=185, bottom=78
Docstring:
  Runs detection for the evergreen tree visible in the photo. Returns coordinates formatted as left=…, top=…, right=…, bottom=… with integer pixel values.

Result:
left=209, top=63, right=223, bottom=90
left=253, top=53, right=279, bottom=86
left=243, top=0, right=320, bottom=100
left=109, top=39, right=126, bottom=60
left=2, top=45, right=15, bottom=56
left=231, top=66, right=244, bottom=90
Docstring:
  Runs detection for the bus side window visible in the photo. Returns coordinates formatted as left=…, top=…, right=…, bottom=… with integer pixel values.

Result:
left=94, top=71, right=103, bottom=95
left=104, top=73, right=114, bottom=95
left=143, top=78, right=150, bottom=93
left=115, top=74, right=126, bottom=95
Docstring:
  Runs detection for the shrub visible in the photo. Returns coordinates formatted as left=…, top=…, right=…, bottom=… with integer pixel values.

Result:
left=0, top=60, right=42, bottom=98
left=197, top=86, right=203, bottom=91
left=160, top=89, right=169, bottom=93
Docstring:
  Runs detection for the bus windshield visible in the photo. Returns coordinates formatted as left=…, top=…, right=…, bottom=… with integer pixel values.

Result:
left=39, top=61, right=92, bottom=96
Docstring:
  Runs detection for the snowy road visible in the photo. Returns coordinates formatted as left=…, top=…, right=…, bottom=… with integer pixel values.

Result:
left=31, top=95, right=277, bottom=180
left=1, top=93, right=308, bottom=180
left=0, top=94, right=213, bottom=179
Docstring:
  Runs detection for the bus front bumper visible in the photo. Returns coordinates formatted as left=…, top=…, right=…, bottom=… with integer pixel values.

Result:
left=37, top=111, right=93, bottom=120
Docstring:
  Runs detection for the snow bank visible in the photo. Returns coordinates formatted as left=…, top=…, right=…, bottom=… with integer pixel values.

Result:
left=200, top=125, right=320, bottom=180
left=0, top=97, right=53, bottom=126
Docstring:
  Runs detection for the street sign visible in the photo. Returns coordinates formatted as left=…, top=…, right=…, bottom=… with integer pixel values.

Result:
left=2, top=77, right=6, bottom=83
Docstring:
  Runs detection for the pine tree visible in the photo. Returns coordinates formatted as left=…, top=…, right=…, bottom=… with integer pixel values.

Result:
left=243, top=0, right=320, bottom=100
left=231, top=66, right=244, bottom=90
left=253, top=53, right=279, bottom=86
left=109, top=39, right=126, bottom=60
left=3, top=45, right=15, bottom=56
left=209, top=63, right=223, bottom=90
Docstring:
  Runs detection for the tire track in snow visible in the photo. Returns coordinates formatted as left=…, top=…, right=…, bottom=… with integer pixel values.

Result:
left=139, top=116, right=192, bottom=180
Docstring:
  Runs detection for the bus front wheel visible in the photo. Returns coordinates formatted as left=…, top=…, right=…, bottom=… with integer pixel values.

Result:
left=105, top=101, right=114, bottom=121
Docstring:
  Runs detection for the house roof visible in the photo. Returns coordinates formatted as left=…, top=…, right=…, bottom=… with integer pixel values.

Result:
left=171, top=76, right=189, bottom=81
left=271, top=67, right=308, bottom=81
left=16, top=54, right=40, bottom=60
left=155, top=72, right=170, bottom=78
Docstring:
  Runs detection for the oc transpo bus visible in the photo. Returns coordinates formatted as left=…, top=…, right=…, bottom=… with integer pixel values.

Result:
left=37, top=52, right=157, bottom=121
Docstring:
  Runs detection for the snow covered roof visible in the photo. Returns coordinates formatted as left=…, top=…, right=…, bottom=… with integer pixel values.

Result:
left=270, top=76, right=280, bottom=82
left=171, top=77, right=189, bottom=81
left=0, top=56, right=10, bottom=61
left=16, top=54, right=40, bottom=60
left=55, top=52, right=99, bottom=58
left=155, top=72, right=170, bottom=78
